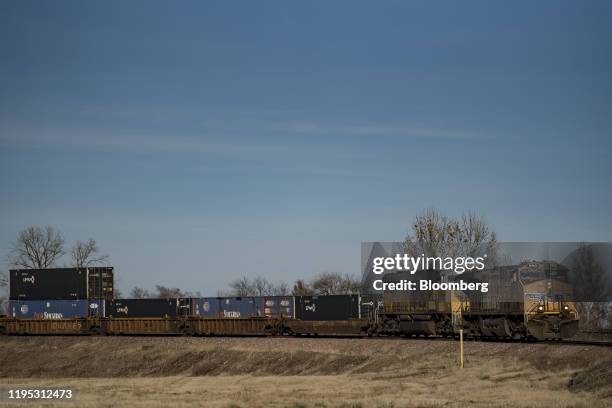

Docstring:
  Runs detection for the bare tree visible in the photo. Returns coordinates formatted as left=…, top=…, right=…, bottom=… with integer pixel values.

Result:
left=70, top=238, right=109, bottom=268
left=229, top=277, right=253, bottom=297
left=227, top=277, right=291, bottom=296
left=403, top=209, right=497, bottom=266
left=183, top=290, right=202, bottom=297
left=311, top=272, right=361, bottom=295
left=228, top=277, right=272, bottom=296
left=338, top=273, right=362, bottom=294
left=273, top=282, right=290, bottom=296
left=0, top=270, right=7, bottom=288
left=570, top=244, right=611, bottom=302
left=225, top=274, right=361, bottom=297
left=155, top=285, right=183, bottom=298
left=311, top=272, right=343, bottom=295
left=570, top=244, right=612, bottom=330
left=9, top=226, right=65, bottom=269
left=131, top=285, right=195, bottom=299
left=292, top=279, right=313, bottom=296
left=252, top=277, right=274, bottom=296
left=130, top=286, right=152, bottom=299
left=216, top=289, right=233, bottom=297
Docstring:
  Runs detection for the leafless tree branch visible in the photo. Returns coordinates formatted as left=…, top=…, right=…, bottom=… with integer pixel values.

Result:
left=9, top=226, right=65, bottom=269
left=70, top=238, right=109, bottom=268
left=130, top=286, right=152, bottom=298
left=403, top=208, right=497, bottom=268
left=310, top=272, right=361, bottom=295
left=228, top=277, right=292, bottom=296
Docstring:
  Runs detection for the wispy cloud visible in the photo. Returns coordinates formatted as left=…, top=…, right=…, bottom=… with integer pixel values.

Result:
left=269, top=121, right=492, bottom=140
left=0, top=123, right=369, bottom=160
left=0, top=124, right=268, bottom=154
left=81, top=105, right=491, bottom=140
left=0, top=107, right=492, bottom=157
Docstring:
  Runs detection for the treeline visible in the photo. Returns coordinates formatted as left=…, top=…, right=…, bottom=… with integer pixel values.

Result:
left=127, top=272, right=362, bottom=299
left=225, top=272, right=362, bottom=297
left=129, top=285, right=202, bottom=299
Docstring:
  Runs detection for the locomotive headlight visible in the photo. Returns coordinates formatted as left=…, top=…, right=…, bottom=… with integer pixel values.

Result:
left=563, top=305, right=569, bottom=311
left=537, top=305, right=544, bottom=312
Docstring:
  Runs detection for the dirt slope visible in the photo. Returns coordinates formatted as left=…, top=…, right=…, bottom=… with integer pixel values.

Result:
left=1, top=337, right=610, bottom=407
left=0, top=336, right=608, bottom=377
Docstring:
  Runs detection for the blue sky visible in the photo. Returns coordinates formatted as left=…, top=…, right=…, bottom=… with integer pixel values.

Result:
left=1, top=1, right=611, bottom=294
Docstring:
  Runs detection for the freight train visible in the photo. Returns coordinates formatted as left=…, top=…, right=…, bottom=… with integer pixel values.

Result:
left=0, top=263, right=580, bottom=340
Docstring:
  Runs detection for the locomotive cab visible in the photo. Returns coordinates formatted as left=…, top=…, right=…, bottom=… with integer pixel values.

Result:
left=523, top=279, right=579, bottom=340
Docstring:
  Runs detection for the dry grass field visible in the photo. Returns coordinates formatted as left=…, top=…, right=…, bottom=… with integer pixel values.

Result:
left=0, top=336, right=610, bottom=407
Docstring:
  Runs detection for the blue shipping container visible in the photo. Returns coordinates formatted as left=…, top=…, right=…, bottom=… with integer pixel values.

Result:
left=8, top=300, right=104, bottom=319
left=253, top=296, right=294, bottom=318
left=219, top=297, right=257, bottom=318
left=192, top=297, right=221, bottom=317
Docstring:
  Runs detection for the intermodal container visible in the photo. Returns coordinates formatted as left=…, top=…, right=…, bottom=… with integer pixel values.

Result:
left=85, top=267, right=114, bottom=300
left=191, top=297, right=221, bottom=317
left=8, top=299, right=105, bottom=319
left=219, top=297, right=257, bottom=318
left=10, top=269, right=87, bottom=300
left=105, top=299, right=178, bottom=318
left=295, top=295, right=359, bottom=320
left=253, top=296, right=294, bottom=318
left=9, top=267, right=114, bottom=300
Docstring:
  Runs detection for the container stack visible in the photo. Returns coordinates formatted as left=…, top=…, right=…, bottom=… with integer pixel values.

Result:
left=8, top=267, right=114, bottom=319
left=7, top=270, right=367, bottom=321
left=102, top=296, right=296, bottom=319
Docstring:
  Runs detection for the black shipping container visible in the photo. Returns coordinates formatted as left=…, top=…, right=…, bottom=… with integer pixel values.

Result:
left=10, top=268, right=87, bottom=300
left=105, top=298, right=178, bottom=318
left=9, top=267, right=114, bottom=301
left=85, top=267, right=114, bottom=300
left=296, top=295, right=359, bottom=321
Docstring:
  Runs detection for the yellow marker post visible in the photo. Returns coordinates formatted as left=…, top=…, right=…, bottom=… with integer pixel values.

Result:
left=459, top=329, right=464, bottom=368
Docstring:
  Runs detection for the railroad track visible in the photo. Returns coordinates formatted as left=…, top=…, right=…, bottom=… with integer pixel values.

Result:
left=2, top=329, right=610, bottom=346
left=548, top=339, right=612, bottom=347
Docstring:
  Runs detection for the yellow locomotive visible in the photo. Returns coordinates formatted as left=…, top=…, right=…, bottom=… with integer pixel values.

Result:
left=521, top=263, right=579, bottom=340
left=378, top=261, right=579, bottom=340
